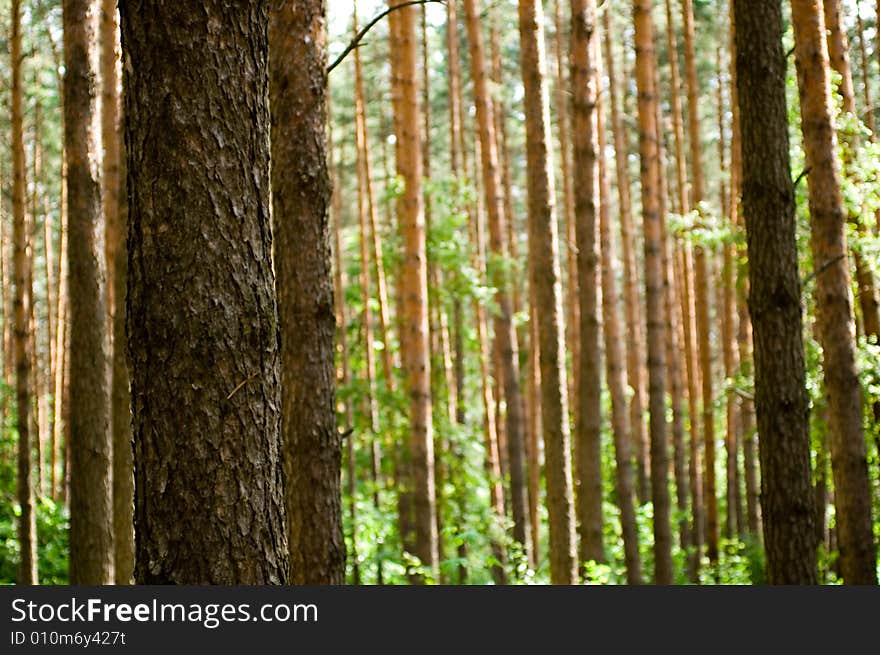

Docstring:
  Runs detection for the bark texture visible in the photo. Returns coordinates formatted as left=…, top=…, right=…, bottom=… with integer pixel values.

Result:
left=122, top=0, right=289, bottom=584
left=270, top=0, right=344, bottom=584
left=66, top=0, right=114, bottom=585
left=735, top=0, right=818, bottom=584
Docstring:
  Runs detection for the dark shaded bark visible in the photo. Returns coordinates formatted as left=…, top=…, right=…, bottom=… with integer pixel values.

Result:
left=734, top=0, right=818, bottom=584
left=270, top=0, right=344, bottom=584
left=122, top=0, right=289, bottom=584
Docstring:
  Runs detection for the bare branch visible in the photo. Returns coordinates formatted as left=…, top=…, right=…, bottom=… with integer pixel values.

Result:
left=327, top=0, right=446, bottom=75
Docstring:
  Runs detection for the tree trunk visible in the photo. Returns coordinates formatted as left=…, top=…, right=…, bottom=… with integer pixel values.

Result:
left=463, top=0, right=531, bottom=556
left=65, top=0, right=114, bottom=585
left=633, top=0, right=674, bottom=585
left=598, top=66, right=643, bottom=585
left=270, top=0, right=344, bottom=584
left=603, top=10, right=650, bottom=505
left=681, top=0, right=718, bottom=565
left=790, top=0, right=876, bottom=585
left=734, top=0, right=818, bottom=585
left=122, top=0, right=289, bottom=584
left=569, top=0, right=604, bottom=568
left=101, top=0, right=134, bottom=585
left=12, top=0, right=38, bottom=586
left=388, top=1, right=439, bottom=580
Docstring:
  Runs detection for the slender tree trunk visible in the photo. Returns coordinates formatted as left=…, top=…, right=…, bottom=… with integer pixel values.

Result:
left=724, top=3, right=744, bottom=540
left=790, top=0, right=876, bottom=585
left=388, top=1, right=439, bottom=580
left=681, top=0, right=718, bottom=565
left=101, top=0, right=133, bottom=585
left=598, top=68, right=643, bottom=585
left=633, top=0, right=673, bottom=585
left=633, top=0, right=672, bottom=584
left=603, top=8, right=650, bottom=505
left=715, top=44, right=742, bottom=543
left=65, top=0, right=114, bottom=585
left=823, top=0, right=880, bottom=358
left=663, top=0, right=703, bottom=573
left=569, top=0, right=604, bottom=568
left=553, top=0, right=580, bottom=419
left=270, top=0, right=344, bottom=585
left=735, top=0, right=818, bottom=584
left=12, top=0, right=38, bottom=586
left=463, top=0, right=530, bottom=556
left=123, top=0, right=289, bottom=584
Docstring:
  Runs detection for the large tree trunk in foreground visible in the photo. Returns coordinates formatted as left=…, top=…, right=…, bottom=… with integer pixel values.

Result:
left=122, top=0, right=289, bottom=584
left=270, top=0, right=344, bottom=584
left=735, top=0, right=818, bottom=585
left=66, top=0, right=114, bottom=585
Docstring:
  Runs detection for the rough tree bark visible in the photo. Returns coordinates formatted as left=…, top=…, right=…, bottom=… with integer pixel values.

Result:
left=270, top=0, right=344, bottom=584
left=735, top=0, right=818, bottom=585
left=122, top=0, right=289, bottom=584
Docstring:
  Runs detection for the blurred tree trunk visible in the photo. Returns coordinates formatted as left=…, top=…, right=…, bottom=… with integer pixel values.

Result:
left=682, top=0, right=718, bottom=565
left=790, top=0, right=876, bottom=585
left=388, top=1, right=439, bottom=581
left=12, top=0, right=38, bottom=586
left=569, top=0, right=604, bottom=568
left=101, top=0, right=133, bottom=585
left=633, top=0, right=674, bottom=585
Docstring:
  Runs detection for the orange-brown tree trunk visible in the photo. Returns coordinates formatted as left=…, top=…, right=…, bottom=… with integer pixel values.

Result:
left=569, top=0, right=605, bottom=568
left=388, top=2, right=439, bottom=581
left=11, top=0, right=37, bottom=586
left=463, top=0, right=531, bottom=557
left=682, top=0, right=718, bottom=564
left=603, top=8, right=650, bottom=505
left=633, top=0, right=674, bottom=584
left=790, top=0, right=877, bottom=585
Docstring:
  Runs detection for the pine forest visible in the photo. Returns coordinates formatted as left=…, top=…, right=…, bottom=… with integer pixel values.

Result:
left=0, top=0, right=879, bottom=586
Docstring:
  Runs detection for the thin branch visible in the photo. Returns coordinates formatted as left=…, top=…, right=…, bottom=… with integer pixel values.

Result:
left=802, top=254, right=846, bottom=287
left=327, top=0, right=446, bottom=75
